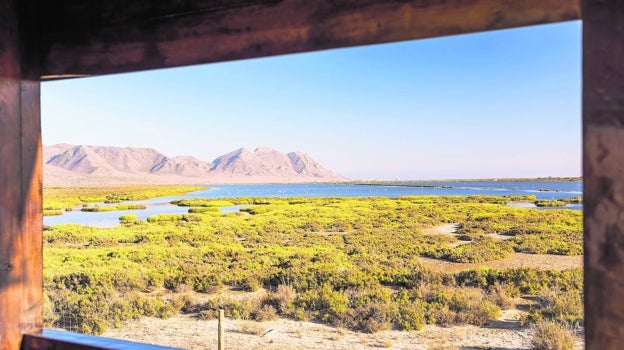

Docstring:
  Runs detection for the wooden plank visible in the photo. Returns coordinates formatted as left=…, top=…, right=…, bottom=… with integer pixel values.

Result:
left=0, top=0, right=42, bottom=349
left=41, top=0, right=581, bottom=79
left=21, top=330, right=182, bottom=350
left=583, top=0, right=624, bottom=349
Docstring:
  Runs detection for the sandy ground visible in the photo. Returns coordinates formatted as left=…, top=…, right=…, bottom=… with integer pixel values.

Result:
left=103, top=311, right=584, bottom=350
left=424, top=224, right=513, bottom=242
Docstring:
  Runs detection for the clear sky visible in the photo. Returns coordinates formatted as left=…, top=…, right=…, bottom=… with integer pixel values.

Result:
left=42, top=21, right=581, bottom=180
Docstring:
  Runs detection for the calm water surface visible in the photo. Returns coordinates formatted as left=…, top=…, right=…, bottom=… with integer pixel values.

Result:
left=44, top=181, right=582, bottom=227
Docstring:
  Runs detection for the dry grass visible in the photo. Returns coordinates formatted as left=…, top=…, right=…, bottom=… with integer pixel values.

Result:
left=531, top=321, right=576, bottom=350
left=294, top=327, right=303, bottom=338
left=328, top=328, right=345, bottom=341
left=489, top=282, right=518, bottom=310
left=429, top=344, right=459, bottom=350
left=238, top=321, right=267, bottom=336
left=254, top=305, right=278, bottom=322
left=273, top=284, right=296, bottom=314
left=535, top=288, right=584, bottom=326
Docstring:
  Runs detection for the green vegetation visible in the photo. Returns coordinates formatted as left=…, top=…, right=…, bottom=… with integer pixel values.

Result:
left=81, top=204, right=147, bottom=212
left=119, top=214, right=138, bottom=224
left=534, top=200, right=567, bottom=207
left=43, top=209, right=64, bottom=216
left=504, top=195, right=537, bottom=202
left=534, top=197, right=583, bottom=208
left=531, top=321, right=577, bottom=350
left=43, top=191, right=583, bottom=336
left=187, top=207, right=221, bottom=213
left=172, top=199, right=234, bottom=207
left=43, top=185, right=204, bottom=211
left=562, top=196, right=583, bottom=204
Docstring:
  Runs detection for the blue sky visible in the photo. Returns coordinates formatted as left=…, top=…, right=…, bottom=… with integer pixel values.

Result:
left=42, top=21, right=581, bottom=180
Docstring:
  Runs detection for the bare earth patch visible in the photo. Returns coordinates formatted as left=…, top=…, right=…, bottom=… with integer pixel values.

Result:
left=423, top=223, right=512, bottom=247
left=102, top=313, right=584, bottom=350
left=423, top=223, right=460, bottom=236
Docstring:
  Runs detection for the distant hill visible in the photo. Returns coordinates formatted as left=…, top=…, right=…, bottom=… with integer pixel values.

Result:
left=43, top=144, right=347, bottom=185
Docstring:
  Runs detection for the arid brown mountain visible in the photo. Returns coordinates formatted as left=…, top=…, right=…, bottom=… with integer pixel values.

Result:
left=43, top=144, right=347, bottom=185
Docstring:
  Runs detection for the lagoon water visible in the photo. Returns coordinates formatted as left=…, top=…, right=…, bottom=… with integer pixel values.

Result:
left=44, top=180, right=582, bottom=227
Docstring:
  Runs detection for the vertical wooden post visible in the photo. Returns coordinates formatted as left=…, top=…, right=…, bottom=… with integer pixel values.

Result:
left=0, top=0, right=42, bottom=349
left=218, top=310, right=224, bottom=350
left=583, top=1, right=624, bottom=349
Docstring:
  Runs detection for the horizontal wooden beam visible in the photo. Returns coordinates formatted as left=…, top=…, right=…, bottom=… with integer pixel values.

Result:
left=40, top=0, right=581, bottom=79
left=22, top=330, right=182, bottom=350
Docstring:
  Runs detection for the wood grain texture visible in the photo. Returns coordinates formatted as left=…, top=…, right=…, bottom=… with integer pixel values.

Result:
left=40, top=0, right=581, bottom=79
left=21, top=330, right=181, bottom=350
left=583, top=0, right=624, bottom=348
left=0, top=0, right=42, bottom=349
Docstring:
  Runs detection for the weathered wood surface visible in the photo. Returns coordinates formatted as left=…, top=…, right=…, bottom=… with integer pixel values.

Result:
left=40, top=0, right=581, bottom=79
left=583, top=0, right=624, bottom=349
left=0, top=0, right=43, bottom=349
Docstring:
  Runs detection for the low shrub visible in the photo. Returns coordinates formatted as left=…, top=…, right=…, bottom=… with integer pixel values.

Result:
left=117, top=204, right=147, bottom=210
left=488, top=282, right=518, bottom=309
left=119, top=214, right=138, bottom=223
left=425, top=287, right=501, bottom=326
left=253, top=305, right=279, bottom=321
left=270, top=284, right=297, bottom=314
left=337, top=303, right=394, bottom=333
left=427, top=237, right=514, bottom=263
left=173, top=199, right=234, bottom=207
left=147, top=214, right=183, bottom=223
left=43, top=209, right=64, bottom=216
left=527, top=288, right=584, bottom=326
left=393, top=298, right=427, bottom=331
left=534, top=200, right=566, bottom=207
left=198, top=297, right=262, bottom=321
left=241, top=277, right=262, bottom=292
left=531, top=321, right=576, bottom=350
left=188, top=207, right=220, bottom=213
left=296, top=284, right=348, bottom=324
left=238, top=321, right=266, bottom=336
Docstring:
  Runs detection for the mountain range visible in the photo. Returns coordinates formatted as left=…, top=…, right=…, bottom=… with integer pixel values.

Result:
left=43, top=144, right=347, bottom=185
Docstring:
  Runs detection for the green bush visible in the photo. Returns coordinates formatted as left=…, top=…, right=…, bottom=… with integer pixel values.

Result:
left=526, top=288, right=584, bottom=326
left=296, top=284, right=348, bottom=324
left=147, top=214, right=183, bottom=223
left=42, top=192, right=584, bottom=335
left=269, top=284, right=297, bottom=315
left=531, top=321, right=576, bottom=350
left=188, top=207, right=220, bottom=213
left=253, top=305, right=279, bottom=321
left=337, top=303, right=394, bottom=333
left=534, top=200, right=566, bottom=207
left=43, top=209, right=64, bottom=216
left=119, top=214, right=138, bottom=223
left=393, top=298, right=427, bottom=331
